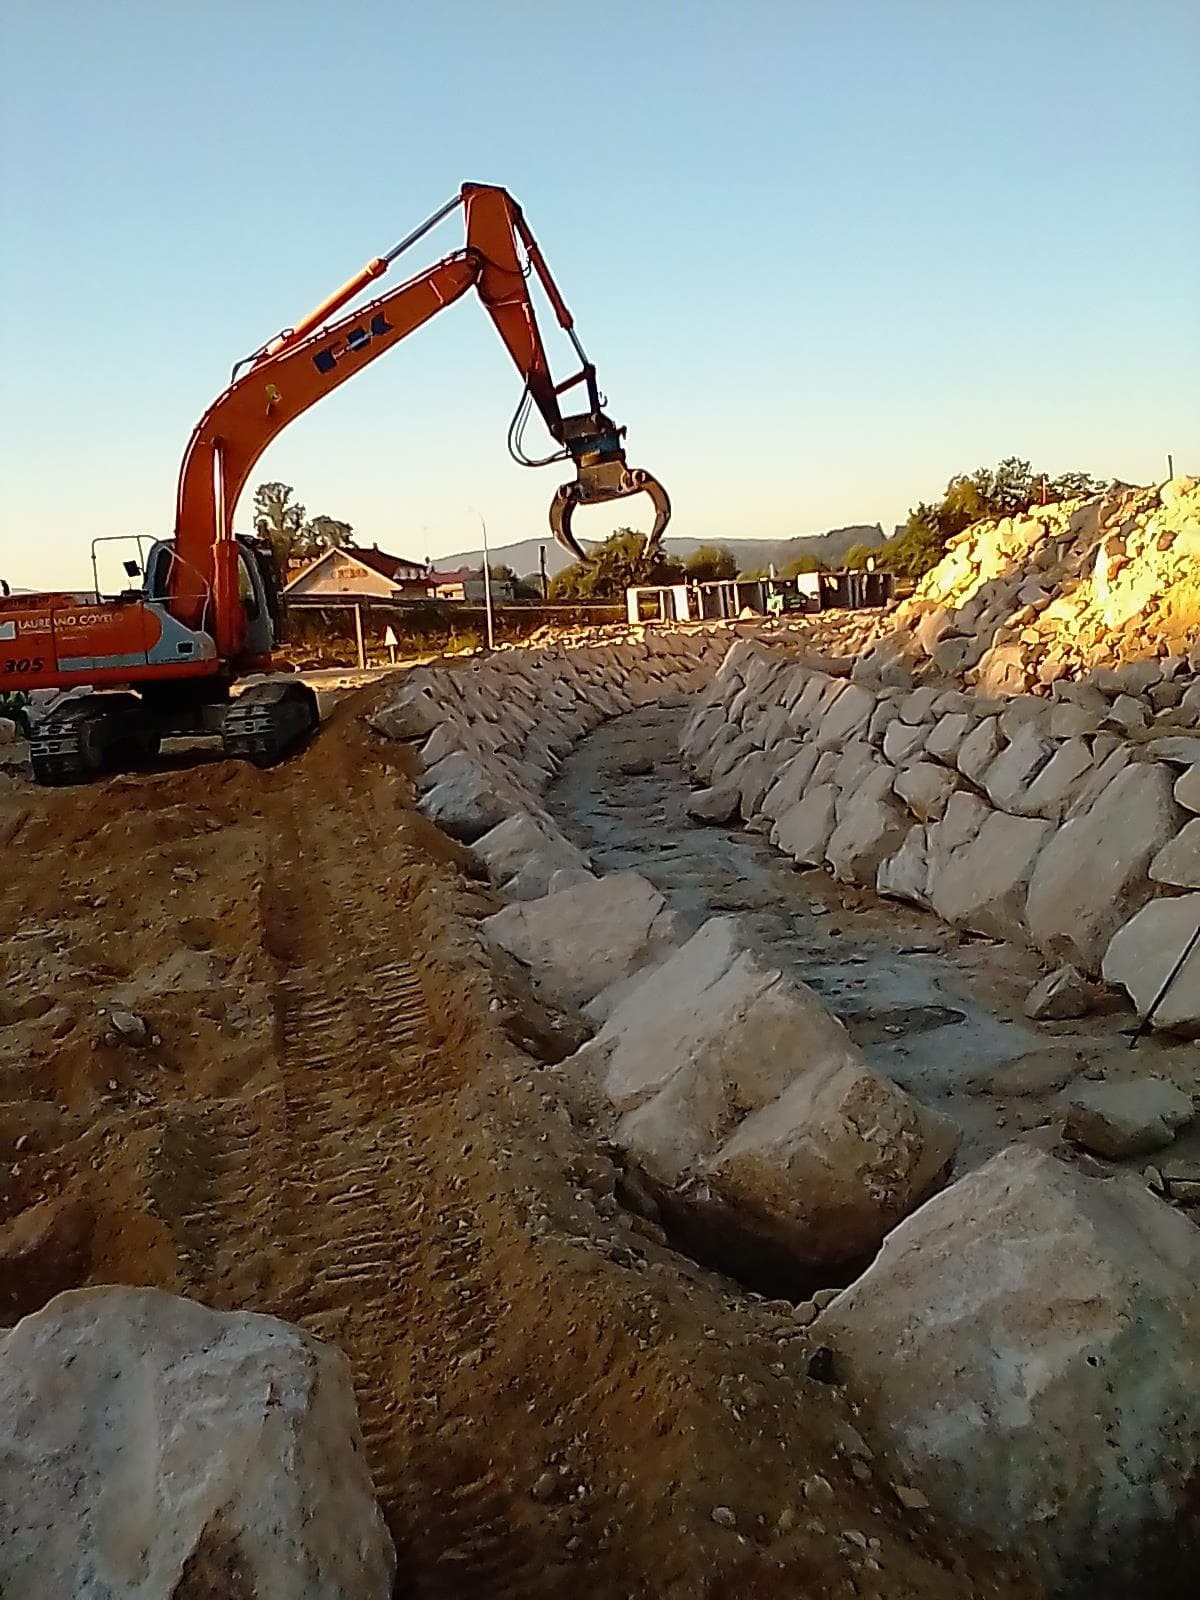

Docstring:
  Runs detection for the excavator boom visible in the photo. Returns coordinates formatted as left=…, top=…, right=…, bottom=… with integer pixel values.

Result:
left=173, top=251, right=480, bottom=637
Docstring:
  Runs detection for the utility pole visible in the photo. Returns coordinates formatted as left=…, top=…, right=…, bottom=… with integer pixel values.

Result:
left=1168, top=453, right=1175, bottom=481
left=538, top=543, right=549, bottom=601
left=470, top=508, right=495, bottom=651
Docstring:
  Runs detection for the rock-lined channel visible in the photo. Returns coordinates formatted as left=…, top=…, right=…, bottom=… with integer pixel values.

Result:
left=376, top=630, right=1200, bottom=1585
left=548, top=702, right=1200, bottom=1177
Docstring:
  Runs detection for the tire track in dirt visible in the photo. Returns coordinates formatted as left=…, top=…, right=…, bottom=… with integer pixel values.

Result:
left=132, top=733, right=544, bottom=1595
left=261, top=863, right=543, bottom=1596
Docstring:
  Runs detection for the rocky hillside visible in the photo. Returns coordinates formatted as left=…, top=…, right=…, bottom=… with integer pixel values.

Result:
left=861, top=476, right=1200, bottom=693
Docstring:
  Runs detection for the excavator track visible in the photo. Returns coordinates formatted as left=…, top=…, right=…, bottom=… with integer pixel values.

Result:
left=28, top=694, right=145, bottom=787
left=222, top=679, right=320, bottom=767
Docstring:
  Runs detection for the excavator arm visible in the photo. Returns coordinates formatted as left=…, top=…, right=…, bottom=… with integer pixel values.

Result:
left=461, top=184, right=671, bottom=563
left=171, top=183, right=669, bottom=642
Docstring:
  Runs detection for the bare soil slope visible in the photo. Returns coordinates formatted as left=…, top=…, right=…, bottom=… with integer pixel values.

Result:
left=0, top=698, right=1036, bottom=1599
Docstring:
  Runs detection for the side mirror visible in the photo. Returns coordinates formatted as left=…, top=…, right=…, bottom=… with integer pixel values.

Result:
left=123, top=559, right=143, bottom=579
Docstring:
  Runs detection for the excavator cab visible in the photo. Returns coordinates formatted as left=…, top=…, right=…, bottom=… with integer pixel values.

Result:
left=143, top=534, right=282, bottom=658
left=549, top=411, right=672, bottom=561
left=234, top=534, right=287, bottom=654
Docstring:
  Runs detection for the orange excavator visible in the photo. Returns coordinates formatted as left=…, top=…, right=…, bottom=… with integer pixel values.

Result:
left=3, top=182, right=670, bottom=785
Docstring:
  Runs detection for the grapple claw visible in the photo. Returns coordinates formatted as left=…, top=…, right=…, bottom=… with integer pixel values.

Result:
left=548, top=410, right=671, bottom=562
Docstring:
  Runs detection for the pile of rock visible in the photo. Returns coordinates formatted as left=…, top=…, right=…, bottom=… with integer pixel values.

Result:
left=682, top=636, right=1200, bottom=1030
left=859, top=476, right=1200, bottom=692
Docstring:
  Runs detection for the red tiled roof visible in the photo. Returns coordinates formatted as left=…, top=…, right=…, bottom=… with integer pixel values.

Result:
left=347, top=546, right=426, bottom=579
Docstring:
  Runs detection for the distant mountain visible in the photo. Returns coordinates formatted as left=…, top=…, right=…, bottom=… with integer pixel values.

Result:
left=436, top=524, right=886, bottom=580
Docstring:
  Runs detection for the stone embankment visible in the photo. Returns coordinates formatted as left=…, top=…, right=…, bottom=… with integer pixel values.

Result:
left=682, top=481, right=1200, bottom=1034
left=682, top=634, right=1200, bottom=1021
left=370, top=628, right=726, bottom=861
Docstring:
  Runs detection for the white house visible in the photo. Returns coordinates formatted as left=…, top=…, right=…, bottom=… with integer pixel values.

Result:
left=284, top=545, right=429, bottom=599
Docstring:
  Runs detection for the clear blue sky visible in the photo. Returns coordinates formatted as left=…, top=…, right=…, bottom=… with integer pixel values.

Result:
left=1, top=0, right=1197, bottom=586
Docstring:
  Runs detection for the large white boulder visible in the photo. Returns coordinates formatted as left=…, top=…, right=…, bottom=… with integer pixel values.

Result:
left=979, top=724, right=1055, bottom=812
left=686, top=783, right=741, bottom=824
left=1025, top=763, right=1182, bottom=970
left=368, top=683, right=444, bottom=740
left=882, top=719, right=927, bottom=765
left=955, top=717, right=1001, bottom=783
left=1149, top=817, right=1200, bottom=889
left=813, top=684, right=876, bottom=749
left=482, top=871, right=682, bottom=1010
left=1023, top=963, right=1095, bottom=1020
left=772, top=784, right=838, bottom=865
left=816, top=1147, right=1200, bottom=1589
left=680, top=707, right=727, bottom=770
left=825, top=783, right=909, bottom=885
left=736, top=749, right=777, bottom=816
left=893, top=761, right=958, bottom=822
left=924, top=711, right=974, bottom=764
left=1174, top=763, right=1200, bottom=814
left=471, top=811, right=590, bottom=900
left=703, top=1058, right=956, bottom=1269
left=0, top=1286, right=395, bottom=1600
left=1062, top=1077, right=1194, bottom=1159
left=758, top=746, right=822, bottom=821
left=566, top=918, right=957, bottom=1269
left=1016, top=737, right=1095, bottom=821
left=419, top=750, right=520, bottom=842
left=930, top=810, right=1053, bottom=941
left=1103, top=893, right=1200, bottom=1034
left=877, top=825, right=933, bottom=906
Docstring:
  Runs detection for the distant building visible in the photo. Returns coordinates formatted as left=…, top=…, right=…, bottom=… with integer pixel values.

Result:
left=427, top=565, right=487, bottom=602
left=284, top=545, right=429, bottom=600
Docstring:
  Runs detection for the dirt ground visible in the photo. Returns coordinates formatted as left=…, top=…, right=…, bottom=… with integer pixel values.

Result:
left=0, top=690, right=1039, bottom=1599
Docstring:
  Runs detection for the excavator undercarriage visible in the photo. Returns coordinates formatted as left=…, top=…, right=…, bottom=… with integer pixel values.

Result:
left=29, top=680, right=319, bottom=786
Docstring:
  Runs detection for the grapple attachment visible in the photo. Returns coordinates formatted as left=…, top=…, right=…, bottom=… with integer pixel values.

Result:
left=549, top=411, right=671, bottom=562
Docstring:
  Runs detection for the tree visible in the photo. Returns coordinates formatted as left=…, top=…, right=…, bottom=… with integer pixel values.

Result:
left=872, top=510, right=942, bottom=581
left=488, top=563, right=539, bottom=601
left=253, top=482, right=307, bottom=564
left=842, top=544, right=880, bottom=570
left=875, top=457, right=1105, bottom=582
left=779, top=552, right=826, bottom=577
left=251, top=482, right=355, bottom=563
left=549, top=527, right=684, bottom=601
left=304, top=515, right=353, bottom=553
left=684, top=544, right=738, bottom=583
